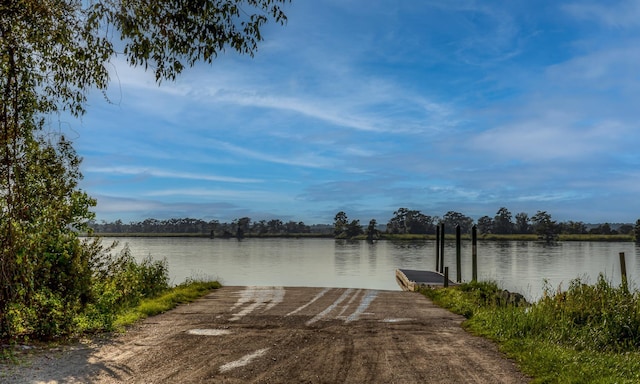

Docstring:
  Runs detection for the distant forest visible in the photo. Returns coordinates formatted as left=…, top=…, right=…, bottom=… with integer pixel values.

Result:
left=89, top=217, right=332, bottom=237
left=88, top=207, right=639, bottom=241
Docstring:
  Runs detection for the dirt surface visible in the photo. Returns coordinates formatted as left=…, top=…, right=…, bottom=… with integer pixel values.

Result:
left=2, top=286, right=530, bottom=383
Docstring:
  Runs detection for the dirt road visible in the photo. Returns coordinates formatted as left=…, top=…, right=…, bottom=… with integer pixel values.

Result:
left=3, top=286, right=529, bottom=383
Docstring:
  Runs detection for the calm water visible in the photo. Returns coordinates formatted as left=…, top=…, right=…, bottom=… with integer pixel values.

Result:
left=103, top=237, right=640, bottom=301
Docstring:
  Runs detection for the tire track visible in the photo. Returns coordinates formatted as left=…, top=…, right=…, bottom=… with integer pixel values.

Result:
left=347, top=289, right=378, bottom=323
left=219, top=348, right=270, bottom=373
left=305, top=288, right=354, bottom=326
left=229, top=286, right=285, bottom=321
left=285, top=287, right=332, bottom=317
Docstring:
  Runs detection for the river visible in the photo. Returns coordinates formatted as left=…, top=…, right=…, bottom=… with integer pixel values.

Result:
left=101, top=237, right=640, bottom=301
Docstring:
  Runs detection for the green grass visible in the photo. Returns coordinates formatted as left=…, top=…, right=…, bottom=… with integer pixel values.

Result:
left=384, top=233, right=635, bottom=242
left=113, top=280, right=221, bottom=329
left=558, top=234, right=633, bottom=242
left=477, top=234, right=539, bottom=241
left=420, top=278, right=640, bottom=383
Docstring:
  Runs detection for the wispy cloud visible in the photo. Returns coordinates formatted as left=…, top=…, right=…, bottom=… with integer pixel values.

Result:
left=470, top=117, right=628, bottom=162
left=145, top=188, right=288, bottom=202
left=77, top=1, right=640, bottom=224
left=563, top=1, right=640, bottom=28
left=85, top=166, right=263, bottom=183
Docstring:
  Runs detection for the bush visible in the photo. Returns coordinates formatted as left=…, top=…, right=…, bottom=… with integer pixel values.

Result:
left=530, top=275, right=640, bottom=352
left=458, top=275, right=640, bottom=353
left=3, top=241, right=171, bottom=340
left=419, top=281, right=523, bottom=319
left=76, top=244, right=169, bottom=333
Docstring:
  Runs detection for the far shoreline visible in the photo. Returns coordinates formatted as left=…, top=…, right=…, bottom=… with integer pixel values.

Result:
left=82, top=232, right=636, bottom=242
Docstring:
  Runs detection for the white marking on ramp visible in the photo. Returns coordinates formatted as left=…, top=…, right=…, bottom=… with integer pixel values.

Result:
left=346, top=290, right=378, bottom=323
left=306, top=289, right=354, bottom=326
left=187, top=329, right=231, bottom=336
left=230, top=287, right=285, bottom=321
left=336, top=289, right=362, bottom=319
left=286, top=288, right=332, bottom=317
left=219, top=348, right=270, bottom=373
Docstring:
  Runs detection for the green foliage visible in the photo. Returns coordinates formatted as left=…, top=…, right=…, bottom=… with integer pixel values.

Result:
left=1, top=0, right=289, bottom=342
left=531, top=210, right=559, bottom=242
left=366, top=219, right=380, bottom=241
left=0, top=134, right=97, bottom=339
left=422, top=276, right=640, bottom=382
left=113, top=279, right=222, bottom=329
left=441, top=211, right=474, bottom=234
left=387, top=208, right=438, bottom=235
left=500, top=339, right=640, bottom=384
left=5, top=242, right=171, bottom=339
left=559, top=234, right=633, bottom=242
left=332, top=211, right=363, bottom=239
left=420, top=281, right=514, bottom=319
left=74, top=245, right=169, bottom=333
left=333, top=211, right=348, bottom=237
left=90, top=0, right=289, bottom=82
left=462, top=275, right=640, bottom=352
left=521, top=276, right=640, bottom=352
left=494, top=207, right=514, bottom=234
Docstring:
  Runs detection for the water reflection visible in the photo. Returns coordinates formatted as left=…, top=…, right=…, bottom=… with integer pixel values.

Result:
left=367, top=242, right=377, bottom=274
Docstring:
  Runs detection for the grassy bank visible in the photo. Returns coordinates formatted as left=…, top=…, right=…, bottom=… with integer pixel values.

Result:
left=76, top=277, right=222, bottom=334
left=378, top=233, right=635, bottom=242
left=421, top=279, right=640, bottom=383
left=113, top=279, right=221, bottom=329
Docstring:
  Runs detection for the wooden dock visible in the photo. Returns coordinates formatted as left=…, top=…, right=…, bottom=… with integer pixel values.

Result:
left=395, top=269, right=458, bottom=291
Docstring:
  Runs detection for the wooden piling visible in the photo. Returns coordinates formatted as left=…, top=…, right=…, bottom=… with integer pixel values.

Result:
left=620, top=252, right=628, bottom=292
left=439, top=223, right=445, bottom=274
left=436, top=225, right=440, bottom=272
left=472, top=225, right=478, bottom=282
left=456, top=225, right=461, bottom=283
left=444, top=267, right=449, bottom=288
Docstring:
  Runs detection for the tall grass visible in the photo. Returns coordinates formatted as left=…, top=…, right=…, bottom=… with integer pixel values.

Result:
left=114, top=279, right=221, bottom=328
left=421, top=276, right=640, bottom=383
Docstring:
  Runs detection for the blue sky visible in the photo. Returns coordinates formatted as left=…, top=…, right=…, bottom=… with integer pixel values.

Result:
left=71, top=0, right=640, bottom=225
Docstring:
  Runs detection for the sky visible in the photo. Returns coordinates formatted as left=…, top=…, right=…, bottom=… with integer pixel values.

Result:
left=67, top=0, right=640, bottom=225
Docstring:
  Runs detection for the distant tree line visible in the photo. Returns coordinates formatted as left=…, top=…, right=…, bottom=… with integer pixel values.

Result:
left=335, top=207, right=639, bottom=242
left=89, top=218, right=331, bottom=238
left=90, top=207, right=640, bottom=242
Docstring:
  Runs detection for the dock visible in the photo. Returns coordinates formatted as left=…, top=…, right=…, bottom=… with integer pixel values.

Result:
left=395, top=269, right=458, bottom=291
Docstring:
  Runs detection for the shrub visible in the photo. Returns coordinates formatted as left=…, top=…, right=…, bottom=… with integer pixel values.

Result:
left=3, top=241, right=171, bottom=340
left=76, top=244, right=169, bottom=333
left=532, top=275, right=640, bottom=352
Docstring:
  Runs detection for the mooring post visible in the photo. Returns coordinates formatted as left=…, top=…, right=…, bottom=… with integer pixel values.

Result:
left=436, top=225, right=440, bottom=272
left=439, top=223, right=445, bottom=273
left=444, top=267, right=449, bottom=288
left=472, top=225, right=478, bottom=282
left=620, top=252, right=628, bottom=292
left=456, top=225, right=461, bottom=283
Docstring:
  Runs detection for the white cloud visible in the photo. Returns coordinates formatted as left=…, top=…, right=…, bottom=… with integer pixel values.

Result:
left=85, top=166, right=262, bottom=183
left=470, top=117, right=628, bottom=162
left=144, top=188, right=289, bottom=202
left=563, top=1, right=640, bottom=28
